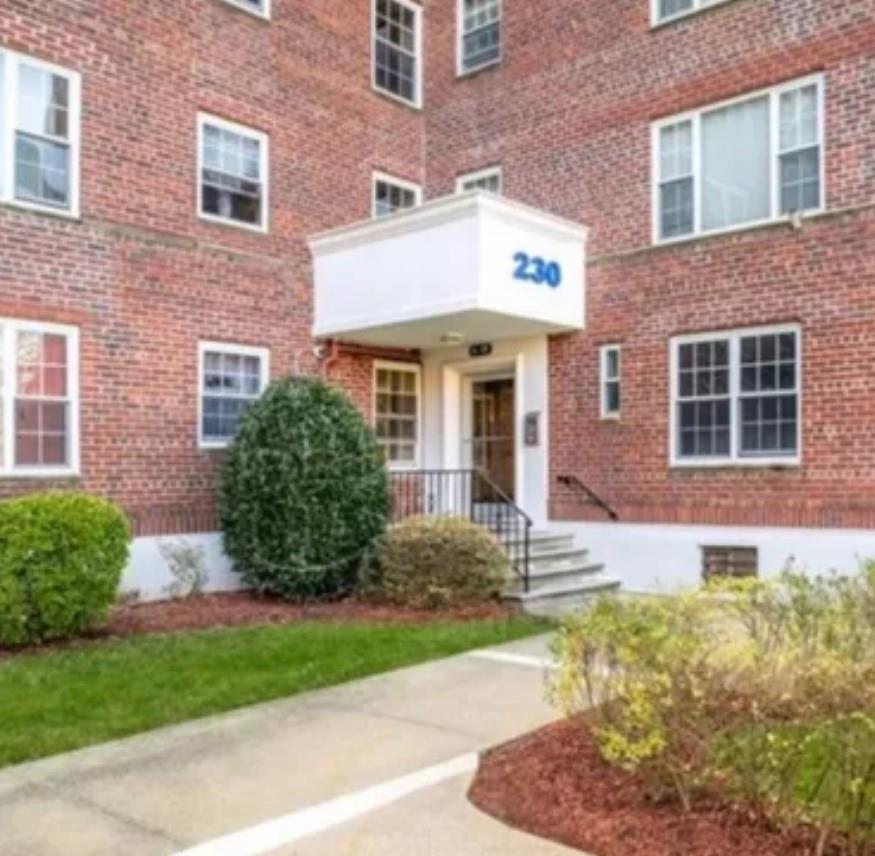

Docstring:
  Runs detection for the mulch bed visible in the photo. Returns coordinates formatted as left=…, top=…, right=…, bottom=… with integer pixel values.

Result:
left=0, top=592, right=520, bottom=659
left=469, top=717, right=819, bottom=856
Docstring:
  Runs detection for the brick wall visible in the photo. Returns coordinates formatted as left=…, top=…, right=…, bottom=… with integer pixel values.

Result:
left=0, top=0, right=425, bottom=532
left=424, top=0, right=875, bottom=529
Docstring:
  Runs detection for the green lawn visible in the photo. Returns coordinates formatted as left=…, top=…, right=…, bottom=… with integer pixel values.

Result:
left=0, top=617, right=547, bottom=769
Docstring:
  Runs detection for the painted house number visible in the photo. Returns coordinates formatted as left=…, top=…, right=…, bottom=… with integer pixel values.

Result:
left=512, top=252, right=562, bottom=288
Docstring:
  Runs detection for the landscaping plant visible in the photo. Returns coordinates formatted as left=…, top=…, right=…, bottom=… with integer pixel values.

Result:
left=549, top=567, right=875, bottom=854
left=375, top=516, right=508, bottom=609
left=220, top=377, right=390, bottom=599
left=0, top=492, right=130, bottom=645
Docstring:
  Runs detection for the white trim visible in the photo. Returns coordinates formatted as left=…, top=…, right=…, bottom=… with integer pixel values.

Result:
left=652, top=74, right=826, bottom=245
left=196, top=112, right=269, bottom=234
left=0, top=49, right=81, bottom=219
left=455, top=165, right=502, bottom=194
left=0, top=318, right=80, bottom=478
left=371, top=170, right=423, bottom=219
left=197, top=341, right=270, bottom=450
left=373, top=359, right=422, bottom=470
left=650, top=0, right=735, bottom=28
left=456, top=0, right=503, bottom=77
left=668, top=322, right=802, bottom=469
left=599, top=344, right=621, bottom=420
left=215, top=0, right=271, bottom=19
left=371, top=0, right=424, bottom=109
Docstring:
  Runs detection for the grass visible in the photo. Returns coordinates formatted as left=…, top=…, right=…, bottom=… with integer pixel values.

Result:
left=0, top=616, right=547, bottom=769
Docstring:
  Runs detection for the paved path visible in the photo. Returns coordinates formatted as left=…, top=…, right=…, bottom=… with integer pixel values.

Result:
left=0, top=635, right=579, bottom=856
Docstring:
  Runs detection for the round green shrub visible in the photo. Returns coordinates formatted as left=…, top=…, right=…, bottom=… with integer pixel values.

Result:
left=375, top=516, right=509, bottom=609
left=0, top=492, right=130, bottom=646
left=219, top=377, right=390, bottom=600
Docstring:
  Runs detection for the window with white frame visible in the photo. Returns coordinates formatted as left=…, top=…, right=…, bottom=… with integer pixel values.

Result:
left=373, top=0, right=422, bottom=107
left=459, top=0, right=501, bottom=74
left=374, top=363, right=420, bottom=467
left=654, top=76, right=823, bottom=242
left=199, top=342, right=269, bottom=447
left=373, top=172, right=421, bottom=218
left=671, top=325, right=800, bottom=465
left=0, top=49, right=81, bottom=216
left=198, top=114, right=268, bottom=232
left=0, top=319, right=79, bottom=475
left=218, top=0, right=270, bottom=18
left=600, top=345, right=621, bottom=418
left=456, top=166, right=502, bottom=194
left=652, top=0, right=733, bottom=25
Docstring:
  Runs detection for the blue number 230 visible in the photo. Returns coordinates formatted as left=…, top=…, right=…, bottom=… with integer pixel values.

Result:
left=513, top=252, right=562, bottom=288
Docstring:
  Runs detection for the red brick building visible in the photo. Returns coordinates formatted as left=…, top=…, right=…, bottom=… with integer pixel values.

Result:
left=1, top=0, right=873, bottom=595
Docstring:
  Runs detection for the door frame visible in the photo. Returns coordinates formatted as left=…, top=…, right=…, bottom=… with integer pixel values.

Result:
left=462, top=370, right=516, bottom=498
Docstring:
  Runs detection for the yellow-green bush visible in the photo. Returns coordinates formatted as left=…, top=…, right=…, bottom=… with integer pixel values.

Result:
left=0, top=493, right=130, bottom=645
left=374, top=516, right=508, bottom=609
left=549, top=568, right=875, bottom=851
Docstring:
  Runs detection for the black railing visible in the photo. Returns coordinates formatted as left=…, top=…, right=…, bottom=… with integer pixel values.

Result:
left=556, top=474, right=619, bottom=521
left=389, top=468, right=533, bottom=593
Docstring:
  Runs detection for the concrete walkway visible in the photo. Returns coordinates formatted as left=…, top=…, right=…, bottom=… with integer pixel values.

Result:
left=0, top=635, right=579, bottom=856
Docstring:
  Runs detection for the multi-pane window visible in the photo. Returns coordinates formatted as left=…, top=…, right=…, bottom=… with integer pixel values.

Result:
left=459, top=0, right=501, bottom=74
left=373, top=0, right=422, bottom=107
left=653, top=0, right=732, bottom=25
left=218, top=0, right=270, bottom=18
left=456, top=167, right=502, bottom=194
left=199, top=343, right=269, bottom=447
left=374, top=363, right=420, bottom=467
left=0, top=50, right=80, bottom=216
left=600, top=345, right=621, bottom=419
left=671, top=325, right=800, bottom=465
left=198, top=114, right=268, bottom=232
left=654, top=76, right=823, bottom=242
left=373, top=172, right=422, bottom=218
left=0, top=320, right=79, bottom=474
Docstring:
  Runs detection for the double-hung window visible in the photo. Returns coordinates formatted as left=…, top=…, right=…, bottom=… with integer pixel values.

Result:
left=0, top=50, right=81, bottom=217
left=0, top=319, right=79, bottom=476
left=374, top=363, right=420, bottom=468
left=198, top=113, right=268, bottom=232
left=198, top=342, right=269, bottom=448
left=373, top=0, right=422, bottom=107
left=600, top=345, right=621, bottom=419
left=456, top=166, right=502, bottom=194
left=372, top=172, right=421, bottom=218
left=654, top=76, right=824, bottom=242
left=671, top=325, right=801, bottom=466
left=652, top=0, right=733, bottom=25
left=458, top=0, right=502, bottom=74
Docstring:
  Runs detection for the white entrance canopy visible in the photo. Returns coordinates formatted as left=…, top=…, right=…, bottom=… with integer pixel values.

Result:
left=309, top=192, right=587, bottom=349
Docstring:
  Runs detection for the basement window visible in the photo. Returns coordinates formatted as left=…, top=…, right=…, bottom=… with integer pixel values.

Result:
left=373, top=0, right=422, bottom=108
left=702, top=546, right=758, bottom=582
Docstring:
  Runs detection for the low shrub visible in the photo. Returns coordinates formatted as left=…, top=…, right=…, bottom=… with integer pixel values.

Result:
left=220, top=377, right=390, bottom=600
left=375, top=516, right=508, bottom=609
left=549, top=568, right=875, bottom=853
left=0, top=493, right=130, bottom=646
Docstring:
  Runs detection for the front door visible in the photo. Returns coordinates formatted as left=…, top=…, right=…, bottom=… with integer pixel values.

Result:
left=470, top=377, right=515, bottom=499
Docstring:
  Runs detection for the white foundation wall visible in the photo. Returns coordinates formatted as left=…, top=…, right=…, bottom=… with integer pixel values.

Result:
left=563, top=520, right=875, bottom=593
left=121, top=533, right=243, bottom=601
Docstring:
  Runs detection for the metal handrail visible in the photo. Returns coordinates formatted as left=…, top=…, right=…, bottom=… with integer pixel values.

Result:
left=556, top=474, right=618, bottom=521
left=388, top=468, right=533, bottom=593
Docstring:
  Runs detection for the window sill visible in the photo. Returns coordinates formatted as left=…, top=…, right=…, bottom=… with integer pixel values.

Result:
left=197, top=212, right=268, bottom=235
left=1, top=467, right=80, bottom=479
left=2, top=198, right=80, bottom=222
left=200, top=440, right=232, bottom=451
left=650, top=0, right=737, bottom=30
left=456, top=57, right=502, bottom=80
left=670, top=458, right=801, bottom=471
left=600, top=412, right=621, bottom=422
left=371, top=85, right=423, bottom=112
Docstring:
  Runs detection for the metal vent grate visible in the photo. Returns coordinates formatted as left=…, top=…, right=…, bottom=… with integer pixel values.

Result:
left=702, top=546, right=759, bottom=582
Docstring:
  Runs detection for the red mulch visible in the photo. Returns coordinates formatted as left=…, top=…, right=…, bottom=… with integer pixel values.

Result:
left=0, top=592, right=519, bottom=659
left=468, top=717, right=821, bottom=856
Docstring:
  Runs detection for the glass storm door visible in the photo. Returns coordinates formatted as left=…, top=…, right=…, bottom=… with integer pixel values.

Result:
left=470, top=377, right=515, bottom=499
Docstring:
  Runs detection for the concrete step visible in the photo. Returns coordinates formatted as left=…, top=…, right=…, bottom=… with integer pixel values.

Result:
left=505, top=531, right=576, bottom=556
left=527, top=546, right=592, bottom=571
left=505, top=562, right=606, bottom=594
left=504, top=576, right=621, bottom=617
